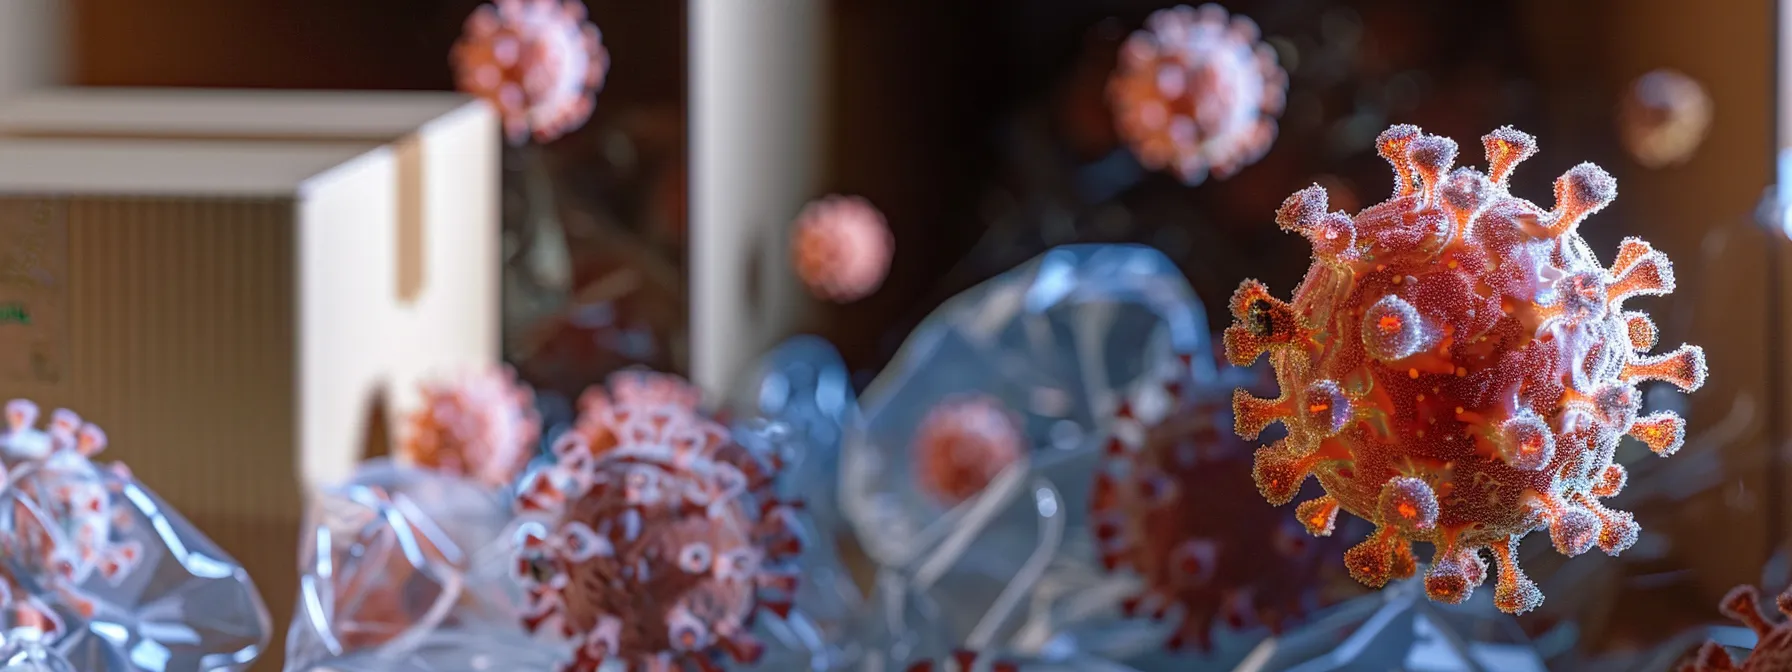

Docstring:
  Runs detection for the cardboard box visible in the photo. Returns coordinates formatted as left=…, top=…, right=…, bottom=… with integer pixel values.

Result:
left=0, top=126, right=494, bottom=669
left=0, top=89, right=502, bottom=487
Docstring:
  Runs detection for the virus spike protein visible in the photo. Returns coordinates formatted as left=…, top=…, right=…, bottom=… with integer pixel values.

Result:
left=1679, top=583, right=1792, bottom=671
left=511, top=374, right=803, bottom=671
left=1223, top=125, right=1706, bottom=615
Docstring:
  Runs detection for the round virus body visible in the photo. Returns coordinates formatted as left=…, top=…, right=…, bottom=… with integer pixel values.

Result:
left=911, top=395, right=1025, bottom=507
left=452, top=0, right=609, bottom=145
left=1680, top=582, right=1792, bottom=671
left=1090, top=354, right=1339, bottom=650
left=790, top=195, right=894, bottom=304
left=1223, top=125, right=1707, bottom=615
left=1107, top=3, right=1287, bottom=186
left=0, top=401, right=142, bottom=629
left=400, top=366, right=542, bottom=488
left=1618, top=69, right=1712, bottom=170
left=511, top=373, right=803, bottom=672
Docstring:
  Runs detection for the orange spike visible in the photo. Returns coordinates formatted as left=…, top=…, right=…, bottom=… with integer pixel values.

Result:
left=1620, top=344, right=1707, bottom=392
left=1233, top=389, right=1292, bottom=441
left=1622, top=312, right=1658, bottom=352
left=1251, top=442, right=1315, bottom=505
left=1424, top=542, right=1487, bottom=604
left=1490, top=537, right=1542, bottom=614
left=1629, top=411, right=1687, bottom=456
left=1610, top=237, right=1655, bottom=275
left=1407, top=135, right=1459, bottom=202
left=1377, top=125, right=1423, bottom=197
left=1343, top=529, right=1405, bottom=588
left=1592, top=464, right=1627, bottom=498
left=1606, top=249, right=1675, bottom=308
left=1482, top=126, right=1537, bottom=188
left=1223, top=280, right=1301, bottom=366
left=1719, top=585, right=1774, bottom=638
left=1543, top=163, right=1617, bottom=238
left=1295, top=495, right=1339, bottom=536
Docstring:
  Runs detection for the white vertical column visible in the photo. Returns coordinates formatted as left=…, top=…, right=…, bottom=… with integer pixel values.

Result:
left=691, top=0, right=827, bottom=395
left=0, top=0, right=66, bottom=97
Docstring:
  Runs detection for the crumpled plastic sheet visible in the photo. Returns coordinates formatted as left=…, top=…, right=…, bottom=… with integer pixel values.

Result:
left=0, top=463, right=270, bottom=671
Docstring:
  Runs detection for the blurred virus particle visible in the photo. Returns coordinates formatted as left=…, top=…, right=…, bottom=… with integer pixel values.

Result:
left=1679, top=582, right=1792, bottom=671
left=904, top=650, right=1019, bottom=672
left=452, top=0, right=609, bottom=145
left=1107, top=3, right=1287, bottom=186
left=1618, top=69, right=1712, bottom=170
left=790, top=195, right=894, bottom=303
left=399, top=366, right=542, bottom=488
left=1091, top=354, right=1336, bottom=650
left=511, top=373, right=804, bottom=671
left=911, top=394, right=1025, bottom=507
left=1224, top=125, right=1706, bottom=615
left=570, top=369, right=705, bottom=454
left=0, top=401, right=142, bottom=624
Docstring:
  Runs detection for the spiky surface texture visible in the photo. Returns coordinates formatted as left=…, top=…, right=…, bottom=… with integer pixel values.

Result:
left=0, top=400, right=141, bottom=635
left=1107, top=3, right=1286, bottom=185
left=912, top=394, right=1024, bottom=506
left=512, top=373, right=803, bottom=672
left=1618, top=69, right=1712, bottom=170
left=1679, top=583, right=1792, bottom=671
left=1091, top=354, right=1335, bottom=650
left=452, top=0, right=608, bottom=144
left=1224, top=125, right=1706, bottom=615
left=790, top=195, right=894, bottom=303
left=399, top=366, right=541, bottom=488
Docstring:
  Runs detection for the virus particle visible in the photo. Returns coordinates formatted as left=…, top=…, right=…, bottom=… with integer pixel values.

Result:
left=1618, top=69, right=1713, bottom=169
left=1107, top=3, right=1287, bottom=186
left=569, top=369, right=706, bottom=455
left=1678, top=583, right=1792, bottom=671
left=1224, top=125, right=1706, bottom=615
left=511, top=373, right=804, bottom=671
left=904, top=650, right=1020, bottom=672
left=911, top=394, right=1025, bottom=507
left=0, top=401, right=142, bottom=624
left=1091, top=354, right=1337, bottom=650
left=399, top=366, right=542, bottom=488
left=451, top=0, right=609, bottom=145
left=790, top=195, right=895, bottom=304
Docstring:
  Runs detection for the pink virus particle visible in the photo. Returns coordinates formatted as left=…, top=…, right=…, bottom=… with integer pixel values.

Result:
left=905, top=650, right=1020, bottom=672
left=1091, top=354, right=1337, bottom=650
left=790, top=195, right=894, bottom=304
left=1618, top=69, right=1713, bottom=169
left=1107, top=3, right=1287, bottom=186
left=911, top=394, right=1026, bottom=507
left=399, top=366, right=542, bottom=488
left=1679, top=583, right=1792, bottom=671
left=511, top=373, right=804, bottom=672
left=1225, top=125, right=1706, bottom=615
left=0, top=400, right=143, bottom=633
left=452, top=0, right=609, bottom=145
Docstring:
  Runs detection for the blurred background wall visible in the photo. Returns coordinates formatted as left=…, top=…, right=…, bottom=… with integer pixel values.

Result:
left=0, top=0, right=66, bottom=95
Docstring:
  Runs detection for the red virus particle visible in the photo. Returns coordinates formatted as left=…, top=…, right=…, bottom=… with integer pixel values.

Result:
left=1618, top=69, right=1713, bottom=170
left=911, top=394, right=1025, bottom=507
left=1091, top=354, right=1336, bottom=650
left=511, top=373, right=804, bottom=672
left=0, top=400, right=142, bottom=626
left=904, top=650, right=1020, bottom=672
left=1107, top=3, right=1287, bottom=185
left=790, top=195, right=895, bottom=303
left=1679, top=583, right=1792, bottom=671
left=1224, top=125, right=1707, bottom=615
left=452, top=0, right=609, bottom=145
left=399, top=366, right=542, bottom=488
